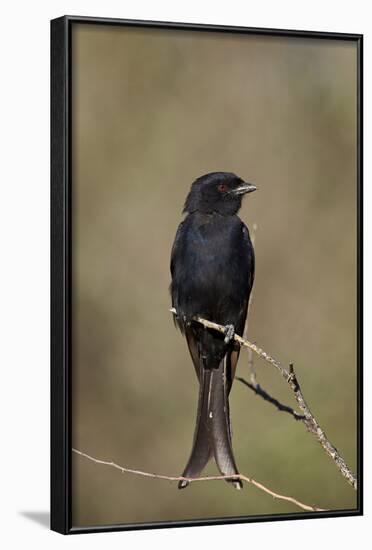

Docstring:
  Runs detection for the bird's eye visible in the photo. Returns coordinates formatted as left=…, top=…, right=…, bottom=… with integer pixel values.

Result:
left=218, top=184, right=228, bottom=193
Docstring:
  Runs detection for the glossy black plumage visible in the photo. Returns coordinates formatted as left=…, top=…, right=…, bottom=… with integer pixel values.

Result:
left=170, top=172, right=256, bottom=489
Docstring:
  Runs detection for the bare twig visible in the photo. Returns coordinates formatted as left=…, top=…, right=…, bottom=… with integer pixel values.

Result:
left=72, top=448, right=326, bottom=512
left=236, top=376, right=305, bottom=421
left=169, top=308, right=357, bottom=490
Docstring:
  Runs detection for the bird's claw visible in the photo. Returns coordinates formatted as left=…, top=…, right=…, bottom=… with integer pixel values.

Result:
left=224, top=324, right=235, bottom=344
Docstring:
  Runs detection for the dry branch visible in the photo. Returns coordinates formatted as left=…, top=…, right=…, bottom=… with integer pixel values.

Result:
left=236, top=376, right=305, bottom=421
left=170, top=308, right=357, bottom=490
left=72, top=448, right=326, bottom=513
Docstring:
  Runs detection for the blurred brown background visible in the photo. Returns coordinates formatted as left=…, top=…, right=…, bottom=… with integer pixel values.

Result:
left=71, top=23, right=357, bottom=527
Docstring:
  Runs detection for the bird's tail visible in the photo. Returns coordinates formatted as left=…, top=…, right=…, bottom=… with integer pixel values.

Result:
left=178, top=358, right=242, bottom=490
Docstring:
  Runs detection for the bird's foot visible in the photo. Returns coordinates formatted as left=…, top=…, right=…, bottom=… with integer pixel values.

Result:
left=224, top=324, right=235, bottom=344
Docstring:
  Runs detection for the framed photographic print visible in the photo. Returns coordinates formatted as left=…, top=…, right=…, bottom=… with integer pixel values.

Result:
left=51, top=15, right=363, bottom=534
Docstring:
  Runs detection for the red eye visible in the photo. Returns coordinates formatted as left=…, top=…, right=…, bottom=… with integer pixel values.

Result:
left=218, top=184, right=227, bottom=193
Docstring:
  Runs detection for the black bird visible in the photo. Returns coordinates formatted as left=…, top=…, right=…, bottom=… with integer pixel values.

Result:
left=170, top=172, right=256, bottom=489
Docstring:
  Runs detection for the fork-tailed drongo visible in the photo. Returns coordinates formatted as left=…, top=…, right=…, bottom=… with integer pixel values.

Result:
left=170, top=172, right=256, bottom=489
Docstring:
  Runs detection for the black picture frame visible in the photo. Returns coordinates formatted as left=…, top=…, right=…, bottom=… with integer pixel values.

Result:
left=51, top=15, right=363, bottom=535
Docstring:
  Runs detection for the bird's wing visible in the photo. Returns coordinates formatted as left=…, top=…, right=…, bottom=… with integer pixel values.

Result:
left=170, top=220, right=187, bottom=332
left=242, top=224, right=255, bottom=295
left=227, top=223, right=255, bottom=387
left=170, top=220, right=185, bottom=278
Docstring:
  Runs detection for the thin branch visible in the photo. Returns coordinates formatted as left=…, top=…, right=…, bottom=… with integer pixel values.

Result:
left=72, top=448, right=326, bottom=513
left=236, top=376, right=305, bottom=421
left=170, top=308, right=357, bottom=490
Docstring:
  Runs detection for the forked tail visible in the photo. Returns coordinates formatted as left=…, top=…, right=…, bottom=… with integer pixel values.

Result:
left=178, top=358, right=242, bottom=490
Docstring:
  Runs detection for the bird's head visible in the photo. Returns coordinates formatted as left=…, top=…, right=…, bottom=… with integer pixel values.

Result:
left=183, top=172, right=257, bottom=216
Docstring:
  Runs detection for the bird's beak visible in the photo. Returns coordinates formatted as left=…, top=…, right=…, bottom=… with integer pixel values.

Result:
left=232, top=183, right=257, bottom=196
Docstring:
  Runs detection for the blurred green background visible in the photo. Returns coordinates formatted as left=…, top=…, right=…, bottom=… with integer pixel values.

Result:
left=71, top=23, right=357, bottom=527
